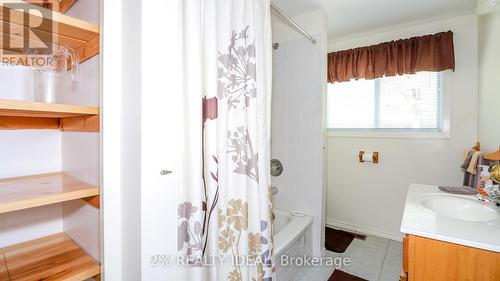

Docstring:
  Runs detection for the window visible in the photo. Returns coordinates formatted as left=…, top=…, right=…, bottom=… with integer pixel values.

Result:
left=327, top=72, right=447, bottom=137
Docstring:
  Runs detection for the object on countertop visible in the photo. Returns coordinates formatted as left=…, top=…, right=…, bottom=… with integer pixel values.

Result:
left=477, top=165, right=493, bottom=190
left=439, top=186, right=479, bottom=195
left=491, top=165, right=500, bottom=184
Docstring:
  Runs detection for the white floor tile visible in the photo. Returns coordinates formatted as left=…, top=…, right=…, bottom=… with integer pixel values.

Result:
left=343, top=263, right=381, bottom=281
left=344, top=243, right=386, bottom=269
left=289, top=237, right=402, bottom=281
left=379, top=269, right=401, bottom=281
left=381, top=253, right=402, bottom=273
left=290, top=264, right=333, bottom=281
left=351, top=235, right=390, bottom=252
left=386, top=240, right=403, bottom=257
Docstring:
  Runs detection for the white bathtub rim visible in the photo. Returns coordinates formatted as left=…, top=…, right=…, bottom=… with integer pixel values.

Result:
left=273, top=209, right=313, bottom=255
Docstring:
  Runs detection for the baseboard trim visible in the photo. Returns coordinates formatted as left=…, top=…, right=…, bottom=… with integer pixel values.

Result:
left=326, top=218, right=404, bottom=242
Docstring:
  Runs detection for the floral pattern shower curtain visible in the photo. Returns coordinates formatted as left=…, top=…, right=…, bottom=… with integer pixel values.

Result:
left=177, top=0, right=274, bottom=280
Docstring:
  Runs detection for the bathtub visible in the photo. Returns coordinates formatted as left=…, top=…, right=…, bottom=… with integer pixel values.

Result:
left=273, top=209, right=313, bottom=281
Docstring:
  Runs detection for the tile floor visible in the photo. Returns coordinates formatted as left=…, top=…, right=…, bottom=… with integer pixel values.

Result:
left=291, top=235, right=403, bottom=281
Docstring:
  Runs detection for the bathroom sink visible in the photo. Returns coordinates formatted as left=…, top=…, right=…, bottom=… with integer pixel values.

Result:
left=417, top=194, right=499, bottom=222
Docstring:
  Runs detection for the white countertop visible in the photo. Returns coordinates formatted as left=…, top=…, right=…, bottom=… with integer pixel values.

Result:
left=400, top=184, right=500, bottom=253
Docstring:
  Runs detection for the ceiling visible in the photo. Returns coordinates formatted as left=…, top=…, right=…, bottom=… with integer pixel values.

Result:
left=271, top=0, right=477, bottom=40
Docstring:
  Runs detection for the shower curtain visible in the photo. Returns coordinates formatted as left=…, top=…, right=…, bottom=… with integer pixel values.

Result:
left=177, top=0, right=274, bottom=280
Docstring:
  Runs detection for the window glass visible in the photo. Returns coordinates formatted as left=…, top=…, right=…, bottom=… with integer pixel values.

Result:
left=327, top=72, right=442, bottom=131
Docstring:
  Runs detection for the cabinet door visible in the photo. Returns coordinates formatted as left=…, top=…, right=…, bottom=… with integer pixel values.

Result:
left=408, top=235, right=500, bottom=281
left=141, top=1, right=181, bottom=280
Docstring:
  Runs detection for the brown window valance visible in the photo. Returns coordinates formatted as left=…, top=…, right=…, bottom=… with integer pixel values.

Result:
left=327, top=31, right=455, bottom=83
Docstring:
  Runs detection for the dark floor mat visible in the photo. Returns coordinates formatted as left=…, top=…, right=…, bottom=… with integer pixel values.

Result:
left=325, top=227, right=366, bottom=253
left=328, top=270, right=367, bottom=281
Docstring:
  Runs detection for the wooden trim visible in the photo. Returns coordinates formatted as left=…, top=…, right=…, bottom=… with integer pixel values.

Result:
left=0, top=99, right=99, bottom=118
left=75, top=34, right=100, bottom=64
left=402, top=234, right=408, bottom=273
left=60, top=115, right=99, bottom=132
left=408, top=235, right=415, bottom=281
left=0, top=172, right=100, bottom=214
left=0, top=116, right=60, bottom=130
left=0, top=232, right=100, bottom=280
left=0, top=100, right=99, bottom=131
left=60, top=0, right=77, bottom=13
left=82, top=195, right=100, bottom=209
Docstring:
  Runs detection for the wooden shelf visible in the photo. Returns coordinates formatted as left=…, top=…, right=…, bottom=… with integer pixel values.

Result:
left=0, top=172, right=99, bottom=214
left=0, top=233, right=100, bottom=281
left=0, top=99, right=99, bottom=131
left=0, top=99, right=98, bottom=118
left=0, top=0, right=99, bottom=63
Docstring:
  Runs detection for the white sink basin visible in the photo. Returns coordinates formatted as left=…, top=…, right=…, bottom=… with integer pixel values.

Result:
left=417, top=194, right=499, bottom=222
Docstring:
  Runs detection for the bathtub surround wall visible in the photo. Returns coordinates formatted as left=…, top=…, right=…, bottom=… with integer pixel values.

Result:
left=478, top=10, right=500, bottom=152
left=326, top=15, right=478, bottom=240
left=271, top=9, right=328, bottom=256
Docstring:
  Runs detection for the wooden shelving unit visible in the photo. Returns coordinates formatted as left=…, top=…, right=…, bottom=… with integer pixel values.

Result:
left=1, top=2, right=102, bottom=280
left=0, top=99, right=99, bottom=131
left=0, top=172, right=99, bottom=214
left=0, top=233, right=100, bottom=280
left=0, top=0, right=99, bottom=63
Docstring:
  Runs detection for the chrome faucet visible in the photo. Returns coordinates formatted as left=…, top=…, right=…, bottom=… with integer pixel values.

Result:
left=477, top=193, right=500, bottom=208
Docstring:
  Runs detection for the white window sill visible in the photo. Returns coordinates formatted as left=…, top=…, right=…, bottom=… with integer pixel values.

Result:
left=327, top=129, right=451, bottom=139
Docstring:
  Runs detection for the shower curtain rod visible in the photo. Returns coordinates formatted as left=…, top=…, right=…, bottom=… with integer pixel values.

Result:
left=270, top=3, right=317, bottom=44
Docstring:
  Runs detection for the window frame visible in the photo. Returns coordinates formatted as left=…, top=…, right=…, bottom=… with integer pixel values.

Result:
left=327, top=71, right=451, bottom=139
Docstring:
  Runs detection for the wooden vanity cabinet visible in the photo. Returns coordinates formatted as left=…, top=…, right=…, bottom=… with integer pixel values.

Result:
left=401, top=234, right=500, bottom=281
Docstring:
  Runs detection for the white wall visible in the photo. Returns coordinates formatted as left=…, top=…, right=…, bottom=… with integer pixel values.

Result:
left=0, top=131, right=62, bottom=247
left=271, top=10, right=328, bottom=256
left=326, top=15, right=478, bottom=240
left=0, top=81, right=62, bottom=247
left=119, top=0, right=142, bottom=280
left=478, top=11, right=500, bottom=152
